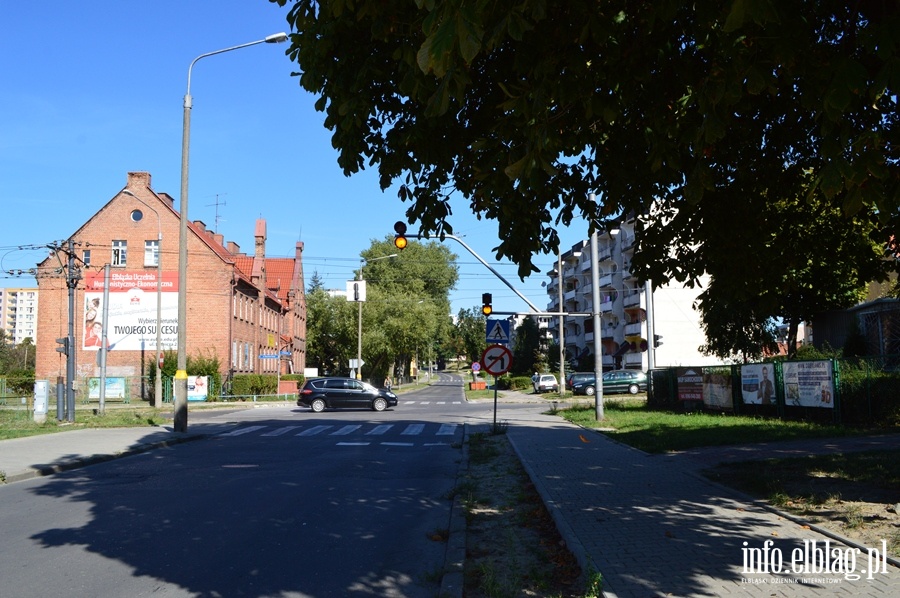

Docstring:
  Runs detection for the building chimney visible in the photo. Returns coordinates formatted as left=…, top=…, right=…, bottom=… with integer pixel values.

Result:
left=213, top=233, right=224, bottom=247
left=193, top=220, right=207, bottom=232
left=126, top=171, right=152, bottom=191
left=254, top=220, right=267, bottom=259
left=227, top=241, right=241, bottom=254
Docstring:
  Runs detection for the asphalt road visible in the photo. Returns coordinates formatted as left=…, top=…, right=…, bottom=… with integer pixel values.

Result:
left=0, top=379, right=473, bottom=597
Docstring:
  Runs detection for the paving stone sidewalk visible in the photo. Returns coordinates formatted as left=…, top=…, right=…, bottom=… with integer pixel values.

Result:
left=506, top=415, right=900, bottom=598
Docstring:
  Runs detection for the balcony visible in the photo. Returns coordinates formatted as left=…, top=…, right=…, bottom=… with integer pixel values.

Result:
left=623, top=291, right=641, bottom=307
left=624, top=321, right=643, bottom=336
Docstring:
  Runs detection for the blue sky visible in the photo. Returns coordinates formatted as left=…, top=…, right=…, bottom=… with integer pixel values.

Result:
left=0, top=1, right=588, bottom=317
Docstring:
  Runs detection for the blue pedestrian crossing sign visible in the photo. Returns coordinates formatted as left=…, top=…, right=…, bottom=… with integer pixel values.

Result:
left=485, top=319, right=510, bottom=344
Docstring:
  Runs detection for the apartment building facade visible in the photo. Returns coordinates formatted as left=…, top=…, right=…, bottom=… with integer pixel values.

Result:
left=0, top=287, right=39, bottom=345
left=546, top=219, right=719, bottom=371
left=34, top=172, right=306, bottom=398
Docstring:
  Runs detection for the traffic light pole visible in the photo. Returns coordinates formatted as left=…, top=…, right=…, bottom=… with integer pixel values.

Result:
left=401, top=230, right=542, bottom=313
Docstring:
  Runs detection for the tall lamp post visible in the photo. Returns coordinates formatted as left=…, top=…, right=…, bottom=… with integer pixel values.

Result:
left=356, top=254, right=397, bottom=380
left=123, top=189, right=163, bottom=408
left=176, top=32, right=288, bottom=432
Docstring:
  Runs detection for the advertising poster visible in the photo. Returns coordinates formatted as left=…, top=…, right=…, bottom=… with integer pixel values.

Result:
left=782, top=360, right=835, bottom=409
left=83, top=271, right=178, bottom=351
left=702, top=371, right=734, bottom=410
left=187, top=376, right=209, bottom=401
left=88, top=377, right=127, bottom=399
left=741, top=363, right=776, bottom=405
left=676, top=368, right=703, bottom=402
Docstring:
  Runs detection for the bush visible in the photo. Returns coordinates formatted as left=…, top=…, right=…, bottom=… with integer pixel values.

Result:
left=230, top=374, right=277, bottom=398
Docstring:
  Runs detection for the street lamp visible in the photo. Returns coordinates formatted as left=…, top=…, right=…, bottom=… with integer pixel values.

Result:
left=123, top=189, right=163, bottom=408
left=357, top=254, right=397, bottom=380
left=176, top=32, right=289, bottom=432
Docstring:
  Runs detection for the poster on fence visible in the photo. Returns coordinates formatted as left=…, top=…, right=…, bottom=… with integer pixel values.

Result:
left=676, top=368, right=703, bottom=402
left=88, top=377, right=127, bottom=399
left=781, top=360, right=835, bottom=409
left=703, top=371, right=734, bottom=410
left=187, top=376, right=208, bottom=401
left=740, top=364, right=776, bottom=405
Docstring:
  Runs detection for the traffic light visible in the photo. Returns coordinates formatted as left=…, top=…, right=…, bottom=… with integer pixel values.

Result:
left=654, top=334, right=664, bottom=347
left=481, top=293, right=492, bottom=316
left=393, top=221, right=408, bottom=250
left=55, top=337, right=69, bottom=356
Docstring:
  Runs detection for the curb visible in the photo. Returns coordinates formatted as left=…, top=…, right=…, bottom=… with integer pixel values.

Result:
left=439, top=423, right=469, bottom=598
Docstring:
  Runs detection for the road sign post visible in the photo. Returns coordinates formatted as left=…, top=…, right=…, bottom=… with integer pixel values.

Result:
left=481, top=344, right=513, bottom=429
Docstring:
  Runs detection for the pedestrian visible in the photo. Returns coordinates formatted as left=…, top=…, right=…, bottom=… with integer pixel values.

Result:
left=384, top=376, right=392, bottom=391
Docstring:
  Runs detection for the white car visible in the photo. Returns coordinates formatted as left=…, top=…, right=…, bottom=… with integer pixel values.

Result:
left=533, top=374, right=559, bottom=393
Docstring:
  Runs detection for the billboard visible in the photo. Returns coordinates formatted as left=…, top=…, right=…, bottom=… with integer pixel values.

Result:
left=83, top=271, right=178, bottom=352
left=782, top=360, right=835, bottom=409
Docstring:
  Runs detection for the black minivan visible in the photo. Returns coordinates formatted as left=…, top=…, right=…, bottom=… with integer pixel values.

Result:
left=298, top=377, right=398, bottom=412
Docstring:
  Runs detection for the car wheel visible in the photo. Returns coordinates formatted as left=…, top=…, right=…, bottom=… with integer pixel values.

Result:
left=310, top=398, right=326, bottom=413
left=585, top=386, right=595, bottom=396
left=628, top=384, right=639, bottom=395
left=372, top=397, right=387, bottom=412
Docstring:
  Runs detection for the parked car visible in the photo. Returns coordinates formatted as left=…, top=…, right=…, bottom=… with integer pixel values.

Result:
left=297, top=377, right=398, bottom=412
left=572, top=370, right=648, bottom=396
left=533, top=374, right=559, bottom=393
left=565, top=372, right=595, bottom=391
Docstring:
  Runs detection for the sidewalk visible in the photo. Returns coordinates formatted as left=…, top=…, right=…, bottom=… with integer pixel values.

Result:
left=505, top=412, right=900, bottom=597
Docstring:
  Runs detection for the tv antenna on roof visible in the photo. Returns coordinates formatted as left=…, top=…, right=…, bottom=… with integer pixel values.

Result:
left=206, top=193, right=227, bottom=233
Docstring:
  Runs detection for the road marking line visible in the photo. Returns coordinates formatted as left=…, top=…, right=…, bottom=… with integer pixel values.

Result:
left=262, top=426, right=302, bottom=437
left=221, top=425, right=267, bottom=436
left=436, top=424, right=457, bottom=435
left=401, top=423, right=425, bottom=435
left=381, top=442, right=414, bottom=447
left=336, top=442, right=370, bottom=446
left=297, top=425, right=333, bottom=436
left=331, top=425, right=362, bottom=436
left=366, top=424, right=394, bottom=435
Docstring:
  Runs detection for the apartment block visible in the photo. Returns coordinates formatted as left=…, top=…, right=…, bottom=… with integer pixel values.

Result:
left=0, top=287, right=39, bottom=345
left=546, top=219, right=719, bottom=371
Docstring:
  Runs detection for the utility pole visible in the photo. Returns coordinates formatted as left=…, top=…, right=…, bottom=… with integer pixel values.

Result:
left=64, top=239, right=80, bottom=422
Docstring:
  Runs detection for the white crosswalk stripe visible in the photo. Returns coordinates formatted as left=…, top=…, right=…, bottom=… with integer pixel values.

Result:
left=366, top=424, right=394, bottom=435
left=401, top=423, right=425, bottom=435
left=436, top=424, right=457, bottom=436
left=221, top=425, right=267, bottom=437
left=218, top=422, right=461, bottom=445
left=261, top=426, right=302, bottom=437
left=330, top=425, right=362, bottom=436
left=296, top=425, right=333, bottom=436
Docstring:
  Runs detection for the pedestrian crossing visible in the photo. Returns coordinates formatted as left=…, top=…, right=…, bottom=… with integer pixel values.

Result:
left=217, top=422, right=461, bottom=447
left=400, top=400, right=462, bottom=405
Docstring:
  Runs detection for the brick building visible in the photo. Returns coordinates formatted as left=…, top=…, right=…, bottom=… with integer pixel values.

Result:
left=34, top=172, right=306, bottom=400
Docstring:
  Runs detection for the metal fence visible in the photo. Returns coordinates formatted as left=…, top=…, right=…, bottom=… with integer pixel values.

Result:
left=647, top=356, right=900, bottom=427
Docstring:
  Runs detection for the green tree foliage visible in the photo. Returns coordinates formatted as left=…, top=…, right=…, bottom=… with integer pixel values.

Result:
left=698, top=178, right=882, bottom=359
left=305, top=248, right=458, bottom=381
left=304, top=271, right=358, bottom=376
left=512, top=316, right=542, bottom=375
left=360, top=238, right=458, bottom=379
left=274, top=0, right=898, bottom=287
left=453, top=307, right=487, bottom=365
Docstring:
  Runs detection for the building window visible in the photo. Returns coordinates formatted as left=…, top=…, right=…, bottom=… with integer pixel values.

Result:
left=83, top=250, right=91, bottom=266
left=112, top=240, right=127, bottom=267
left=144, top=240, right=159, bottom=267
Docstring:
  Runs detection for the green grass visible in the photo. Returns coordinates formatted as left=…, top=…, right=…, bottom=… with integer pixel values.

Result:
left=0, top=406, right=165, bottom=440
left=561, top=400, right=869, bottom=453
